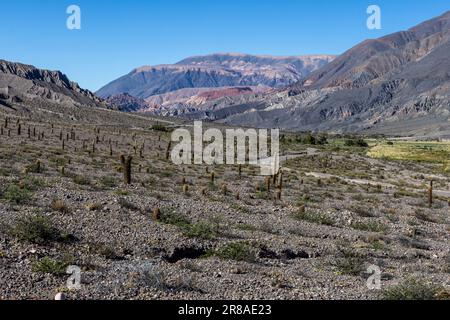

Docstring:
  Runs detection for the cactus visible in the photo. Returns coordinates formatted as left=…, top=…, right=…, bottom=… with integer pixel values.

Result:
left=278, top=172, right=283, bottom=190
left=165, top=141, right=172, bottom=160
left=61, top=166, right=65, bottom=176
left=152, top=207, right=161, bottom=221
left=238, top=164, right=242, bottom=178
left=4, top=117, right=8, bottom=128
left=33, top=127, right=36, bottom=137
left=59, top=131, right=63, bottom=141
left=265, top=176, right=271, bottom=192
left=299, top=205, right=306, bottom=214
left=222, top=184, right=228, bottom=195
left=428, top=180, right=433, bottom=208
left=17, top=123, right=21, bottom=136
left=210, top=172, right=215, bottom=184
left=120, top=155, right=133, bottom=185
left=35, top=160, right=41, bottom=173
left=109, top=143, right=113, bottom=156
left=183, top=184, right=189, bottom=194
left=0, top=126, right=3, bottom=135
left=62, top=139, right=65, bottom=150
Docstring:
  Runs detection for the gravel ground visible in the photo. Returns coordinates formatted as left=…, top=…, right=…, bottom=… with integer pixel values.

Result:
left=0, top=114, right=449, bottom=300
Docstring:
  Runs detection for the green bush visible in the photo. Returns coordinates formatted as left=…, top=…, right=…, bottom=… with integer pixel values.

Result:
left=73, top=175, right=91, bottom=186
left=32, top=256, right=71, bottom=276
left=292, top=210, right=334, bottom=226
left=215, top=242, right=256, bottom=262
left=3, top=185, right=31, bottom=205
left=380, top=278, right=445, bottom=300
left=151, top=123, right=170, bottom=132
left=9, top=215, right=62, bottom=244
left=184, top=222, right=218, bottom=240
left=345, top=139, right=369, bottom=148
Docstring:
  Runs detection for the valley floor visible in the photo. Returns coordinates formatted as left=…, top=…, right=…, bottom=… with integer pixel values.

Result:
left=0, top=112, right=449, bottom=300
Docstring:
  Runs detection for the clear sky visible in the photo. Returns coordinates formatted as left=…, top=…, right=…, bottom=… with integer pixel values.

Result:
left=1, top=0, right=448, bottom=91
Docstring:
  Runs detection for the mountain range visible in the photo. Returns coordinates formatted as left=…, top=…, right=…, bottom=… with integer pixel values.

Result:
left=97, top=53, right=334, bottom=112
left=186, top=11, right=450, bottom=137
left=1, top=11, right=450, bottom=137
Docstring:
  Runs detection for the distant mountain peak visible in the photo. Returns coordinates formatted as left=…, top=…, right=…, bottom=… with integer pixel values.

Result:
left=96, top=53, right=335, bottom=100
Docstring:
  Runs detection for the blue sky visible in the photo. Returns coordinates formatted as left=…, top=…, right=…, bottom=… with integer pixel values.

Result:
left=1, top=0, right=448, bottom=91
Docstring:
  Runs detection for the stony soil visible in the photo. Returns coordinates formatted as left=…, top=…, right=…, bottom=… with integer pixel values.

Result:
left=0, top=112, right=449, bottom=300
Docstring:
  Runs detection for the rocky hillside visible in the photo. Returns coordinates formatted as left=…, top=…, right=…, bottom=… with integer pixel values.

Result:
left=106, top=93, right=149, bottom=112
left=191, top=11, right=450, bottom=137
left=96, top=53, right=334, bottom=110
left=0, top=60, right=105, bottom=110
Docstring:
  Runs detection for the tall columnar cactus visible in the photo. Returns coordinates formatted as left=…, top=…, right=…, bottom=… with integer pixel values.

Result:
left=265, top=176, right=271, bottom=192
left=238, top=164, right=242, bottom=178
left=165, top=141, right=172, bottom=160
left=152, top=207, right=161, bottom=221
left=278, top=172, right=283, bottom=190
left=120, top=155, right=133, bottom=185
left=4, top=117, right=8, bottom=128
left=17, top=123, right=21, bottom=136
left=211, top=172, right=215, bottom=184
left=428, top=180, right=433, bottom=208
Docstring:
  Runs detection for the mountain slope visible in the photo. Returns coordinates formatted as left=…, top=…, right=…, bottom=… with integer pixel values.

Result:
left=195, top=11, right=450, bottom=137
left=0, top=60, right=104, bottom=109
left=96, top=53, right=335, bottom=100
left=0, top=59, right=115, bottom=123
